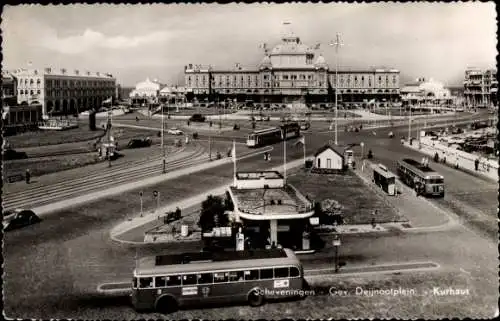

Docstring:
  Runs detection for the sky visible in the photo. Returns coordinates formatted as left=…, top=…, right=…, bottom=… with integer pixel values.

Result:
left=2, top=3, right=497, bottom=87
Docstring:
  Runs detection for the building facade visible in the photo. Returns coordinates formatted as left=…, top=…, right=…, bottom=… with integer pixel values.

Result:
left=314, top=145, right=345, bottom=170
left=184, top=32, right=400, bottom=105
left=11, top=68, right=116, bottom=117
left=400, top=77, right=454, bottom=107
left=463, top=68, right=498, bottom=108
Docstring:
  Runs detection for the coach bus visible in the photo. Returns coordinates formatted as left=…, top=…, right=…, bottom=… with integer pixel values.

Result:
left=246, top=122, right=300, bottom=147
left=372, top=164, right=396, bottom=196
left=131, top=248, right=306, bottom=313
left=396, top=158, right=445, bottom=197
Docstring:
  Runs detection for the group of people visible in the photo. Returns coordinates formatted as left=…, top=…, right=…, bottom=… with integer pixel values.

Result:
left=421, top=157, right=430, bottom=167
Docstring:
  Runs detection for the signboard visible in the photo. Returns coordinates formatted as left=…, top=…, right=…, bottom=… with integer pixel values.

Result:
left=182, top=286, right=198, bottom=296
left=309, top=217, right=320, bottom=226
left=274, top=279, right=290, bottom=289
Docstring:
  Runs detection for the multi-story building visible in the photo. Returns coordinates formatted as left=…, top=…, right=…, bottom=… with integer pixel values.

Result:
left=463, top=68, right=498, bottom=108
left=400, top=77, right=454, bottom=107
left=184, top=32, right=400, bottom=106
left=11, top=67, right=116, bottom=117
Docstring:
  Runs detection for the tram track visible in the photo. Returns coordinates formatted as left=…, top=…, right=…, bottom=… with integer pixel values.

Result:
left=3, top=145, right=207, bottom=210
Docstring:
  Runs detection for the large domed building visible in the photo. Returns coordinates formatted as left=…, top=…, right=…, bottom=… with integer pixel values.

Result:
left=184, top=32, right=400, bottom=106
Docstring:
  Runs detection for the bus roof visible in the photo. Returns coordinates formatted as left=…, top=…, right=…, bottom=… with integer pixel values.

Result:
left=372, top=165, right=396, bottom=178
left=398, top=158, right=439, bottom=174
left=134, top=249, right=300, bottom=276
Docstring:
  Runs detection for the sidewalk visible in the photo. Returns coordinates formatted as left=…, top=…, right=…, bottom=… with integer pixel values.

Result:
left=353, top=158, right=457, bottom=230
left=404, top=138, right=498, bottom=182
left=110, top=157, right=309, bottom=243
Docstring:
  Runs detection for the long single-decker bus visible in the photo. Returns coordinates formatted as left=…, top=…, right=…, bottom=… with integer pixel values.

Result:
left=131, top=248, right=306, bottom=313
left=396, top=158, right=444, bottom=197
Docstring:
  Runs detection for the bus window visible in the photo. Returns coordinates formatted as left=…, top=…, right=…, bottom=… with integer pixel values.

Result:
left=197, top=273, right=213, bottom=284
left=183, top=274, right=197, bottom=285
left=139, top=277, right=153, bottom=288
left=260, top=268, right=273, bottom=279
left=214, top=272, right=229, bottom=283
left=427, top=178, right=444, bottom=184
left=244, top=269, right=259, bottom=281
left=290, top=267, right=300, bottom=277
left=155, top=276, right=168, bottom=287
left=228, top=271, right=244, bottom=282
left=166, top=275, right=181, bottom=287
left=387, top=177, right=396, bottom=185
left=133, top=277, right=138, bottom=288
left=274, top=267, right=289, bottom=278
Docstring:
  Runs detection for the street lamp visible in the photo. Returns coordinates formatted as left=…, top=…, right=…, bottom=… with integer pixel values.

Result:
left=330, top=33, right=343, bottom=146
left=161, top=103, right=166, bottom=173
left=332, top=221, right=341, bottom=273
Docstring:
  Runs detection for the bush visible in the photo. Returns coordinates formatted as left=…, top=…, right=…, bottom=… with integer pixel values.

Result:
left=198, top=195, right=228, bottom=232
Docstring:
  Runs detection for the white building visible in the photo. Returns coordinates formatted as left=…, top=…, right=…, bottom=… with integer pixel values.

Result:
left=401, top=78, right=454, bottom=107
left=314, top=145, right=345, bottom=170
left=129, top=78, right=163, bottom=105
left=11, top=68, right=116, bottom=117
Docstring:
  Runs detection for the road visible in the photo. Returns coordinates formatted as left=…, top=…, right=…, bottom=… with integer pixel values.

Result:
left=3, top=110, right=497, bottom=318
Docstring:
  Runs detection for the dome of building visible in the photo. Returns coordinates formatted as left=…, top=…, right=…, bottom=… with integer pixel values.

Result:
left=314, top=54, right=328, bottom=69
left=259, top=55, right=272, bottom=69
left=270, top=33, right=311, bottom=56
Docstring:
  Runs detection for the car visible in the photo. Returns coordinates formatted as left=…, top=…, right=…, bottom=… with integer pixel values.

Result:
left=189, top=114, right=206, bottom=122
left=167, top=128, right=183, bottom=135
left=3, top=209, right=41, bottom=231
left=127, top=137, right=152, bottom=149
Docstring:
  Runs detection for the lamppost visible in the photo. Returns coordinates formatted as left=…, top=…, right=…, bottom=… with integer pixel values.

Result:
left=332, top=221, right=341, bottom=273
left=330, top=33, right=343, bottom=146
left=161, top=103, right=166, bottom=173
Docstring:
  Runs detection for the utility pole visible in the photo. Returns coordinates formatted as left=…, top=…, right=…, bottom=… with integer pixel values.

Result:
left=107, top=110, right=112, bottom=168
left=161, top=104, right=166, bottom=173
left=408, top=103, right=412, bottom=141
left=330, top=33, right=343, bottom=145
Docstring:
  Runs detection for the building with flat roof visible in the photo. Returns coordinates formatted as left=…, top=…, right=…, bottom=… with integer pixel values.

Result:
left=463, top=68, right=497, bottom=108
left=400, top=77, right=454, bottom=107
left=184, top=31, right=400, bottom=107
left=10, top=67, right=116, bottom=117
left=227, top=171, right=314, bottom=251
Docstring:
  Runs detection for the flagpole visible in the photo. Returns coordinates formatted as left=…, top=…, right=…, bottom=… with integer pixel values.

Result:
left=284, top=138, right=287, bottom=183
left=233, top=140, right=237, bottom=186
left=303, top=136, right=306, bottom=165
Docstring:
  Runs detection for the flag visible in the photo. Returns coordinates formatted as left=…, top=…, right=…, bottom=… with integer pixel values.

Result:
left=283, top=21, right=291, bottom=25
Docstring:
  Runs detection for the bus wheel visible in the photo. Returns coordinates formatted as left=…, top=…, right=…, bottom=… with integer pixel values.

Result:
left=248, top=288, right=264, bottom=307
left=156, top=295, right=178, bottom=314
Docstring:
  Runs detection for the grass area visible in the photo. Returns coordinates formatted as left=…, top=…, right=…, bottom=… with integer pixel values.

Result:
left=7, top=125, right=105, bottom=148
left=4, top=153, right=102, bottom=177
left=287, top=169, right=404, bottom=224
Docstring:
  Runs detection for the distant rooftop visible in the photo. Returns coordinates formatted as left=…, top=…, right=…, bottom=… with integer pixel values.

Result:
left=11, top=68, right=115, bottom=79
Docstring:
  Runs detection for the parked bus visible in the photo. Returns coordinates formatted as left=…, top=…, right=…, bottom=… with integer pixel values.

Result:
left=246, top=122, right=300, bottom=147
left=131, top=249, right=305, bottom=313
left=372, top=164, right=396, bottom=196
left=396, top=158, right=444, bottom=197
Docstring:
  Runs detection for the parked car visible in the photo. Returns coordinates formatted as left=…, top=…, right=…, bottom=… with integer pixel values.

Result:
left=4, top=149, right=28, bottom=161
left=167, top=128, right=183, bottom=135
left=127, top=137, right=152, bottom=148
left=3, top=209, right=41, bottom=231
left=189, top=114, right=206, bottom=122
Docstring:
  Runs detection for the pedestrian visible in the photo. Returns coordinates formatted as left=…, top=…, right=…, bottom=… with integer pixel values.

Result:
left=371, top=210, right=377, bottom=228
left=25, top=169, right=31, bottom=184
left=455, top=156, right=459, bottom=169
left=135, top=116, right=139, bottom=122
left=434, top=152, right=439, bottom=163
left=475, top=158, right=479, bottom=171
left=421, top=157, right=426, bottom=165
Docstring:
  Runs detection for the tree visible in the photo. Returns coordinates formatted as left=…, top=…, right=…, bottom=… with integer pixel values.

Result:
left=198, top=195, right=228, bottom=232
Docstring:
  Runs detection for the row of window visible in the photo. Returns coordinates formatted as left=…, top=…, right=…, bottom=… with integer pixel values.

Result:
left=134, top=266, right=300, bottom=289
left=19, top=89, right=41, bottom=95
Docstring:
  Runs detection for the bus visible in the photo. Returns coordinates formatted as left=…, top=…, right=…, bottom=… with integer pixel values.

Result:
left=396, top=158, right=444, bottom=197
left=372, top=164, right=396, bottom=196
left=246, top=122, right=300, bottom=147
left=131, top=248, right=306, bottom=313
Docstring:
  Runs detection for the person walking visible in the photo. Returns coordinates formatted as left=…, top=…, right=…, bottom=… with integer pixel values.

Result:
left=475, top=158, right=480, bottom=171
left=25, top=169, right=31, bottom=184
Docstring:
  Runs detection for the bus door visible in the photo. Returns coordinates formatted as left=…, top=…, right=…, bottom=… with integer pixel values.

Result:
left=385, top=176, right=396, bottom=195
left=344, top=150, right=354, bottom=166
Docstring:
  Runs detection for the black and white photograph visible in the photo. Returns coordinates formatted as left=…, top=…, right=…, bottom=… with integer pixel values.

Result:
left=1, top=2, right=498, bottom=319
